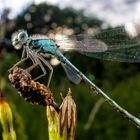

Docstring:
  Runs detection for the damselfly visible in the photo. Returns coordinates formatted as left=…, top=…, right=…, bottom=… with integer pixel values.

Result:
left=11, top=27, right=140, bottom=127
left=11, top=27, right=140, bottom=86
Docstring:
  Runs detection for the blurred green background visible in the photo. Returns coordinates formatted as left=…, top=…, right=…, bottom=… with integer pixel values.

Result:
left=0, top=2, right=140, bottom=140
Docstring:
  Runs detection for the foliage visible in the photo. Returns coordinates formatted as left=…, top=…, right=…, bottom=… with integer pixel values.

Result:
left=0, top=90, right=17, bottom=140
left=0, top=2, right=140, bottom=140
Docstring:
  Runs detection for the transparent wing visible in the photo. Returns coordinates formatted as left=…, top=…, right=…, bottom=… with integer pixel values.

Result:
left=81, top=46, right=140, bottom=63
left=55, top=34, right=108, bottom=52
left=54, top=26, right=140, bottom=62
left=61, top=63, right=81, bottom=84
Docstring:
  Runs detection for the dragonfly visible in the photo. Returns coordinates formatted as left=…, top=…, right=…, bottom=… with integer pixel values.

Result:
left=11, top=27, right=140, bottom=87
left=11, top=27, right=140, bottom=127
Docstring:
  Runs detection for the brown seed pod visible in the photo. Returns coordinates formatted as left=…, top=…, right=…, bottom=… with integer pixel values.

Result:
left=8, top=66, right=59, bottom=111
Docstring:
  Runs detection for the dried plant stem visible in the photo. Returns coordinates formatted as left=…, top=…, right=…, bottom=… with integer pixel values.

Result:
left=84, top=98, right=105, bottom=130
left=8, top=66, right=59, bottom=111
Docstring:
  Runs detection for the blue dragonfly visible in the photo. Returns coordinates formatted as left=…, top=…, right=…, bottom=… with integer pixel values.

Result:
left=11, top=27, right=140, bottom=87
left=11, top=27, right=140, bottom=127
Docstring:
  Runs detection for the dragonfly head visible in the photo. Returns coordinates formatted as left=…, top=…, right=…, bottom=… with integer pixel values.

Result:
left=12, top=30, right=29, bottom=50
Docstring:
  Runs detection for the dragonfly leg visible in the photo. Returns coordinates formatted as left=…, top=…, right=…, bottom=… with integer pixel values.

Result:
left=24, top=48, right=47, bottom=80
left=46, top=62, right=53, bottom=87
left=27, top=47, right=37, bottom=64
left=21, top=48, right=48, bottom=84
left=21, top=46, right=26, bottom=59
left=25, top=64, right=38, bottom=73
left=37, top=54, right=53, bottom=87
left=12, top=57, right=29, bottom=69
left=33, top=60, right=47, bottom=82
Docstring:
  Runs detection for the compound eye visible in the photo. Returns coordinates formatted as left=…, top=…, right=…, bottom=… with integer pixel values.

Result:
left=18, top=31, right=28, bottom=43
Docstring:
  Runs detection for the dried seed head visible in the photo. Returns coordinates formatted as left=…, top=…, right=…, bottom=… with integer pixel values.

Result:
left=8, top=66, right=58, bottom=110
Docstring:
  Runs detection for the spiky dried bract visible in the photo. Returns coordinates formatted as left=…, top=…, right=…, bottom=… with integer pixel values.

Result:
left=46, top=89, right=77, bottom=140
left=59, top=88, right=77, bottom=140
left=8, top=67, right=57, bottom=108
